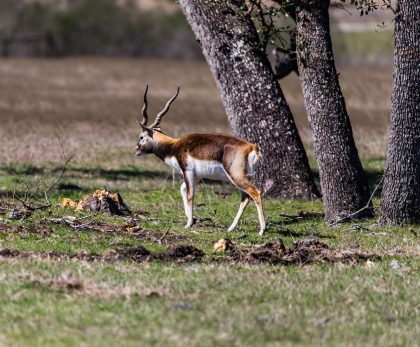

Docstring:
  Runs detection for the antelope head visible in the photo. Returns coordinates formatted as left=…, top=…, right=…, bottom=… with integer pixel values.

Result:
left=133, top=84, right=180, bottom=156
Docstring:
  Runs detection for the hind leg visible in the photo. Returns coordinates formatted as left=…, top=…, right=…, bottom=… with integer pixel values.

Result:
left=228, top=191, right=250, bottom=232
left=224, top=170, right=266, bottom=235
left=242, top=183, right=266, bottom=236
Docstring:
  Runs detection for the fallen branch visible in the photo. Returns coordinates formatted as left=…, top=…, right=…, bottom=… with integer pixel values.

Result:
left=45, top=215, right=118, bottom=233
left=327, top=177, right=384, bottom=227
left=159, top=229, right=170, bottom=245
left=278, top=211, right=324, bottom=220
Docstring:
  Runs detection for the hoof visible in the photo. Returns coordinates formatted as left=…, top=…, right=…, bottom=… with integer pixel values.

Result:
left=185, top=217, right=196, bottom=229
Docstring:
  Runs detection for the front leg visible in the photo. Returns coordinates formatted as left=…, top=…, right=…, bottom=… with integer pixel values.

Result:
left=180, top=182, right=189, bottom=218
left=182, top=170, right=195, bottom=228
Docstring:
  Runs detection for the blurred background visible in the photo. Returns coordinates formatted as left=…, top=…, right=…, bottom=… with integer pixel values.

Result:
left=0, top=0, right=394, bottom=164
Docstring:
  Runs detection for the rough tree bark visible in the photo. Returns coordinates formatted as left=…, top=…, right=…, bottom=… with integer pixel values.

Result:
left=294, top=0, right=373, bottom=223
left=178, top=0, right=319, bottom=199
left=380, top=0, right=420, bottom=225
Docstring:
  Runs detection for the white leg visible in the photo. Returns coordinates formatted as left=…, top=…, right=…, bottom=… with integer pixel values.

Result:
left=183, top=171, right=195, bottom=228
left=180, top=182, right=188, bottom=217
left=228, top=191, right=250, bottom=232
left=256, top=202, right=266, bottom=236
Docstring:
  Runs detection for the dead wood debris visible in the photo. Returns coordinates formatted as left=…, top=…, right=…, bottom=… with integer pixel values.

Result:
left=47, top=215, right=122, bottom=233
left=61, top=189, right=131, bottom=216
left=278, top=210, right=325, bottom=220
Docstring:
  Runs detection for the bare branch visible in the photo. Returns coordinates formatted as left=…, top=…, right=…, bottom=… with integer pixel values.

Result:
left=8, top=138, right=72, bottom=214
left=327, top=177, right=384, bottom=227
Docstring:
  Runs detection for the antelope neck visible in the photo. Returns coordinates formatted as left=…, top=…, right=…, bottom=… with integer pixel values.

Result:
left=152, top=132, right=178, bottom=161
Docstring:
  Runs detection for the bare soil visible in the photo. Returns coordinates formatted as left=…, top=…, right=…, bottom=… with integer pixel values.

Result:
left=0, top=236, right=380, bottom=265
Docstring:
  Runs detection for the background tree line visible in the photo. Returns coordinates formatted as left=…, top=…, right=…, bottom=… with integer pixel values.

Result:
left=0, top=0, right=201, bottom=58
left=0, top=0, right=393, bottom=63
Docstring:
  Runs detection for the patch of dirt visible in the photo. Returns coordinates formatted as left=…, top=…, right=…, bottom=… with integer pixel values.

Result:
left=120, top=244, right=205, bottom=262
left=227, top=236, right=380, bottom=265
left=0, top=223, right=53, bottom=236
left=282, top=237, right=331, bottom=265
left=120, top=246, right=151, bottom=261
left=161, top=244, right=204, bottom=261
left=0, top=243, right=205, bottom=264
left=248, top=245, right=281, bottom=263
left=0, top=237, right=380, bottom=265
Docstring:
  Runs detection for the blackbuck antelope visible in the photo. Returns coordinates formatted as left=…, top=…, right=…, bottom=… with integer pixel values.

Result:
left=133, top=85, right=266, bottom=235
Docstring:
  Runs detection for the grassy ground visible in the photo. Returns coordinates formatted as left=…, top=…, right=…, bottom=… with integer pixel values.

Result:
left=0, top=59, right=418, bottom=347
left=0, top=157, right=418, bottom=347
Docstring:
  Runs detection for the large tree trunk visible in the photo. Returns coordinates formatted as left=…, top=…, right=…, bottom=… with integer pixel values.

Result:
left=294, top=0, right=373, bottom=223
left=178, top=0, right=319, bottom=199
left=380, top=0, right=420, bottom=225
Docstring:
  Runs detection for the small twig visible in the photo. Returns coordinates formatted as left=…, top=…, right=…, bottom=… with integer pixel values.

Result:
left=12, top=138, right=72, bottom=212
left=327, top=177, right=384, bottom=227
left=159, top=229, right=170, bottom=245
left=134, top=217, right=162, bottom=222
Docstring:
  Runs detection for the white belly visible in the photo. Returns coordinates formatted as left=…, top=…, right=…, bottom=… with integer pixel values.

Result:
left=164, top=156, right=182, bottom=173
left=187, top=157, right=229, bottom=181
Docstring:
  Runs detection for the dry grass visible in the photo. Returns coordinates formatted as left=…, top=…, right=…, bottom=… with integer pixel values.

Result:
left=0, top=58, right=391, bottom=164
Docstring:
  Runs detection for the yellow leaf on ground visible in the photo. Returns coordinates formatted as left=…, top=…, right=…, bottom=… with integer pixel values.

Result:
left=213, top=238, right=234, bottom=252
left=60, top=198, right=79, bottom=209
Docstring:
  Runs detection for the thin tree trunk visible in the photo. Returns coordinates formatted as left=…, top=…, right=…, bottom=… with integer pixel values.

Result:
left=177, top=0, right=319, bottom=199
left=380, top=0, right=420, bottom=225
left=294, top=0, right=373, bottom=223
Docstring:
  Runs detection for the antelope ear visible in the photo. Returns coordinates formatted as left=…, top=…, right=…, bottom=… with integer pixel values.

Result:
left=137, top=121, right=147, bottom=130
